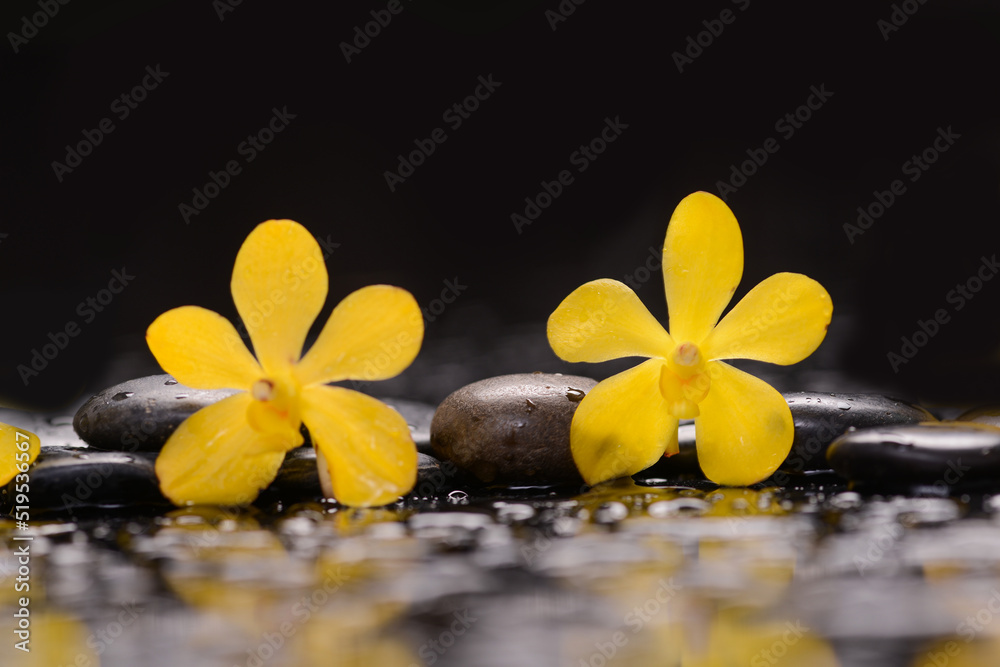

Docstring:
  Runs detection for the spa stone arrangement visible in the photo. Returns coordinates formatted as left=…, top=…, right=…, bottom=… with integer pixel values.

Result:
left=5, top=195, right=1000, bottom=667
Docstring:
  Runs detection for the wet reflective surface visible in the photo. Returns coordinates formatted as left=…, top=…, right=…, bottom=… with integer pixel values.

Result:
left=6, top=470, right=1000, bottom=667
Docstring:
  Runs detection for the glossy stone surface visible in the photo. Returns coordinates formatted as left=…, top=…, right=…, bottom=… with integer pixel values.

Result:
left=73, top=374, right=435, bottom=453
left=826, top=422, right=1000, bottom=490
left=73, top=375, right=238, bottom=451
left=0, top=446, right=167, bottom=513
left=780, top=393, right=936, bottom=474
left=430, top=373, right=597, bottom=485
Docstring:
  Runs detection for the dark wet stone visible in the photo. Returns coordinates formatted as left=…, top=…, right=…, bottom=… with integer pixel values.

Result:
left=430, top=373, right=597, bottom=485
left=259, top=447, right=453, bottom=505
left=0, top=446, right=168, bottom=513
left=638, top=394, right=934, bottom=484
left=74, top=375, right=437, bottom=455
left=780, top=393, right=935, bottom=474
left=956, top=404, right=1000, bottom=428
left=73, top=375, right=239, bottom=452
left=826, top=422, right=1000, bottom=491
left=381, top=398, right=435, bottom=453
left=631, top=422, right=701, bottom=482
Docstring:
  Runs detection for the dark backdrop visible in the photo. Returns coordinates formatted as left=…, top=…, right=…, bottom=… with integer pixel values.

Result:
left=3, top=0, right=999, bottom=411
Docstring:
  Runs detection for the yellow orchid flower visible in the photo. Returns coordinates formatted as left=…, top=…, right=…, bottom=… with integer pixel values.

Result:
left=146, top=220, right=423, bottom=507
left=547, top=192, right=832, bottom=486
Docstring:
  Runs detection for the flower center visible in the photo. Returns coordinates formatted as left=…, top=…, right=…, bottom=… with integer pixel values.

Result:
left=247, top=375, right=302, bottom=436
left=660, top=342, right=711, bottom=419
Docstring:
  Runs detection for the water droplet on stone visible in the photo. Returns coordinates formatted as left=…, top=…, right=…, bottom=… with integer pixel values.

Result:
left=525, top=399, right=537, bottom=414
left=566, top=388, right=585, bottom=403
left=175, top=394, right=189, bottom=400
left=164, top=379, right=178, bottom=385
left=837, top=401, right=852, bottom=410
left=447, top=490, right=469, bottom=504
left=112, top=392, right=134, bottom=401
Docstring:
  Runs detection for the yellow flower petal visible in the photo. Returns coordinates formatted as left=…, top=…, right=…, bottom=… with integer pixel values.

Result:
left=0, top=423, right=39, bottom=486
left=147, top=305, right=262, bottom=389
left=662, top=191, right=743, bottom=344
left=231, top=219, right=328, bottom=375
left=702, top=272, right=832, bottom=364
left=302, top=385, right=417, bottom=507
left=570, top=358, right=679, bottom=486
left=694, top=361, right=793, bottom=485
left=155, top=393, right=301, bottom=506
left=547, top=279, right=674, bottom=363
left=295, top=285, right=423, bottom=385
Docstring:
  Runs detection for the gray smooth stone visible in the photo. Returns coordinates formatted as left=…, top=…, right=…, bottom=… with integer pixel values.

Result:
left=74, top=375, right=436, bottom=453
left=826, top=422, right=1000, bottom=490
left=73, top=375, right=238, bottom=451
left=430, top=373, right=597, bottom=485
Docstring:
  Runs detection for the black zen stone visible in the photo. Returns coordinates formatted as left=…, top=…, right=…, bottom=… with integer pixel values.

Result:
left=1, top=447, right=167, bottom=513
left=780, top=393, right=935, bottom=474
left=826, top=422, right=1000, bottom=492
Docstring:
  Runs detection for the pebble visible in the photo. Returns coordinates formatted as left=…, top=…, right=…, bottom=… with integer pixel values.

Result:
left=73, top=374, right=436, bottom=453
left=781, top=393, right=936, bottom=473
left=0, top=446, right=167, bottom=513
left=430, top=373, right=597, bottom=485
left=261, top=446, right=452, bottom=505
left=73, top=375, right=238, bottom=451
left=826, top=422, right=1000, bottom=491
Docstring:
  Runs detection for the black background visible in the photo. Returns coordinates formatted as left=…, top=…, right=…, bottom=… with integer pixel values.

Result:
left=3, top=0, right=999, bottom=411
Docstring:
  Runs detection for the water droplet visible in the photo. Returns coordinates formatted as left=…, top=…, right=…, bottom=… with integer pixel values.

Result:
left=837, top=402, right=852, bottom=410
left=525, top=399, right=537, bottom=414
left=566, top=388, right=585, bottom=403
left=447, top=490, right=469, bottom=504
left=175, top=394, right=189, bottom=400
left=112, top=392, right=134, bottom=401
left=164, top=379, right=178, bottom=385
left=77, top=414, right=89, bottom=433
